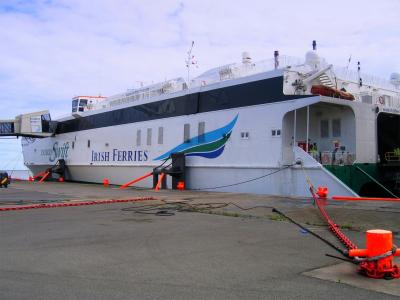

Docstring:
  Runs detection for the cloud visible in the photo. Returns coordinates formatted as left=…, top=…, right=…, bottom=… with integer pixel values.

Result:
left=0, top=0, right=399, bottom=165
left=0, top=0, right=399, bottom=117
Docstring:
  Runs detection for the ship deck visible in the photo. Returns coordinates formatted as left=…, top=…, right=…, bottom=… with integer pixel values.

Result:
left=1, top=181, right=399, bottom=299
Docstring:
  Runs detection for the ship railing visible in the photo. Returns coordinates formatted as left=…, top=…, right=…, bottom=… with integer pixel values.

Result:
left=330, top=65, right=395, bottom=91
left=388, top=95, right=400, bottom=108
left=312, top=150, right=356, bottom=166
left=190, top=55, right=397, bottom=91
left=107, top=78, right=187, bottom=108
left=190, top=55, right=303, bottom=87
left=385, top=152, right=400, bottom=162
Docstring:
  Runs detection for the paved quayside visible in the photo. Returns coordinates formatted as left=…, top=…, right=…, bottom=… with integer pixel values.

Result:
left=0, top=181, right=399, bottom=299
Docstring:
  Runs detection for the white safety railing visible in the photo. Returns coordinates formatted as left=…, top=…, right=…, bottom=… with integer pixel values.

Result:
left=190, top=56, right=303, bottom=87
left=106, top=78, right=187, bottom=108
left=332, top=66, right=395, bottom=91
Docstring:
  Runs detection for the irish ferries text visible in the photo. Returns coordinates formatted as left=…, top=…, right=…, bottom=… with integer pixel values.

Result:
left=91, top=149, right=149, bottom=162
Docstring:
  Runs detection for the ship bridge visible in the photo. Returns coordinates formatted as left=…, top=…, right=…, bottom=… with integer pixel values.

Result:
left=0, top=110, right=56, bottom=138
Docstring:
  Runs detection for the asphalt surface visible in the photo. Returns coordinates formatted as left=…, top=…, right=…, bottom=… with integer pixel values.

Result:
left=1, top=182, right=399, bottom=299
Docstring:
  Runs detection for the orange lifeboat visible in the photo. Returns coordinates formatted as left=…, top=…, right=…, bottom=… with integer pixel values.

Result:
left=311, top=85, right=355, bottom=101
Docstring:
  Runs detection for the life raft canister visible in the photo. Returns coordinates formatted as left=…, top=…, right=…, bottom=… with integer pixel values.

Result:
left=311, top=85, right=355, bottom=101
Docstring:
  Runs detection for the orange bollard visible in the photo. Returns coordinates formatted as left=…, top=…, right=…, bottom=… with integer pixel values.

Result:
left=348, top=229, right=400, bottom=279
left=103, top=178, right=109, bottom=187
left=316, top=186, right=328, bottom=198
left=177, top=181, right=185, bottom=190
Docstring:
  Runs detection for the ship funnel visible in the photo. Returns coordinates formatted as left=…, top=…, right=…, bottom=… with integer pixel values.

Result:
left=242, top=51, right=252, bottom=64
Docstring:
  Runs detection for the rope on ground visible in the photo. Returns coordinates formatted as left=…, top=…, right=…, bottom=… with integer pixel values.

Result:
left=122, top=196, right=354, bottom=261
left=272, top=207, right=352, bottom=260
left=121, top=198, right=275, bottom=216
left=0, top=197, right=157, bottom=212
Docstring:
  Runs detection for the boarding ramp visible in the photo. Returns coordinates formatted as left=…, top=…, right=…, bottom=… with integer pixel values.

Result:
left=0, top=110, right=56, bottom=138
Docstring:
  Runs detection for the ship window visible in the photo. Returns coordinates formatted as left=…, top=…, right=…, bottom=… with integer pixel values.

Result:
left=158, top=127, right=163, bottom=144
left=241, top=131, right=249, bottom=139
left=136, top=129, right=141, bottom=146
left=41, top=113, right=51, bottom=121
left=78, top=99, right=88, bottom=112
left=271, top=129, right=281, bottom=137
left=332, top=119, right=341, bottom=137
left=320, top=120, right=329, bottom=138
left=87, top=140, right=90, bottom=148
left=362, top=95, right=372, bottom=104
left=0, top=122, right=14, bottom=134
left=198, top=122, right=205, bottom=143
left=147, top=128, right=152, bottom=146
left=184, top=124, right=190, bottom=143
left=72, top=99, right=78, bottom=113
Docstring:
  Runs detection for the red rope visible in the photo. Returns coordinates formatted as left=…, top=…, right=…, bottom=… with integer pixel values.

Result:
left=310, top=188, right=357, bottom=250
left=0, top=197, right=157, bottom=212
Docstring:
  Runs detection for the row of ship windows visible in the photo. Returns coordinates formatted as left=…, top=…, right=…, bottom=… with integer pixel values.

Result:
left=320, top=119, right=341, bottom=138
left=132, top=123, right=282, bottom=146
left=77, top=122, right=283, bottom=149
left=134, top=122, right=207, bottom=146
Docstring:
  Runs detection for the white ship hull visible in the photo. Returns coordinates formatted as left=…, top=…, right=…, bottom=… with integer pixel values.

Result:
left=21, top=55, right=400, bottom=197
left=22, top=87, right=361, bottom=197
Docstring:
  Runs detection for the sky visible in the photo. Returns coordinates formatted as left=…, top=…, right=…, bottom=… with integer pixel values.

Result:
left=0, top=0, right=400, bottom=170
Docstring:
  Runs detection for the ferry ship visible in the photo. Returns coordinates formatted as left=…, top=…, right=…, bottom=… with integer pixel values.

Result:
left=5, top=41, right=399, bottom=197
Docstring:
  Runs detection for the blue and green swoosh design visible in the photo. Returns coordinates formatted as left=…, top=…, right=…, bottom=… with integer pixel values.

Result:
left=154, top=114, right=238, bottom=160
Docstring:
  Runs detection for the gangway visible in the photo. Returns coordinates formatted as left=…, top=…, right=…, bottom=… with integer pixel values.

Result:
left=0, top=110, right=56, bottom=138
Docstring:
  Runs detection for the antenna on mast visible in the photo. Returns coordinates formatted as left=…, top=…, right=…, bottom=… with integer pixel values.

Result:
left=346, top=55, right=352, bottom=69
left=185, top=41, right=195, bottom=88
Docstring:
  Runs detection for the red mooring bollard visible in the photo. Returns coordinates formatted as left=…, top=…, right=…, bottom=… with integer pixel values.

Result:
left=316, top=186, right=328, bottom=198
left=103, top=178, right=109, bottom=187
left=177, top=181, right=185, bottom=191
left=348, top=229, right=400, bottom=279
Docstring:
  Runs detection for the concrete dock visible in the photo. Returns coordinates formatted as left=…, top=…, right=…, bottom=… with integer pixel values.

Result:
left=1, top=181, right=399, bottom=299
